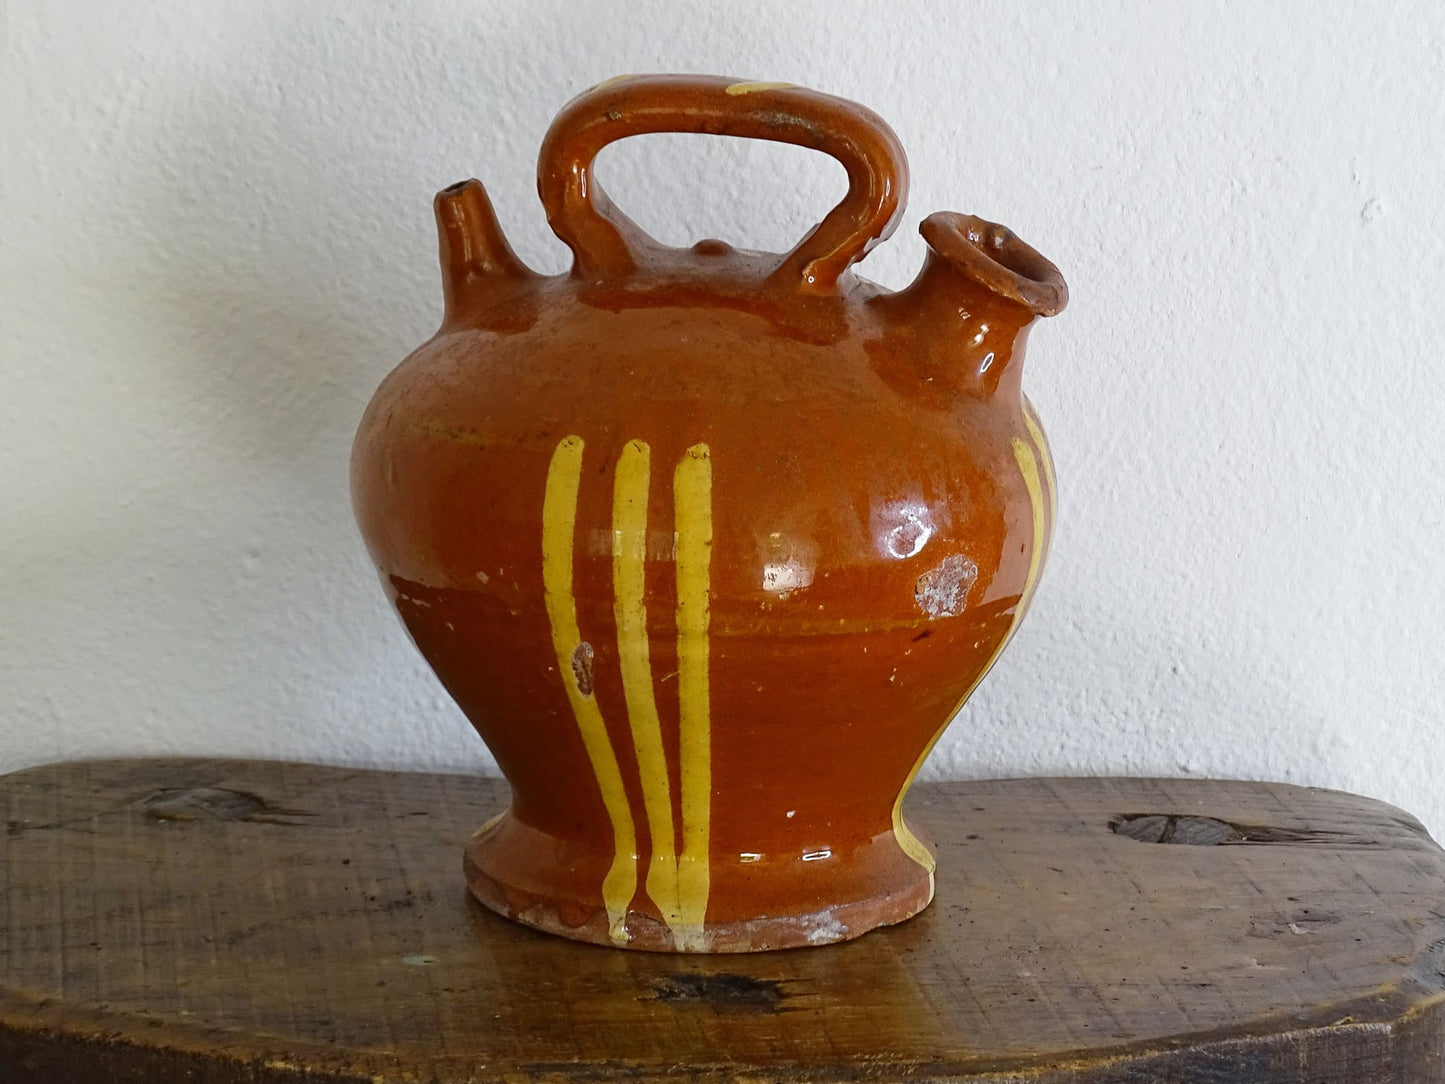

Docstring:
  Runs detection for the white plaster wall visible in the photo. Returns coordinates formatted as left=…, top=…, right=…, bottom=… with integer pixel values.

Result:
left=4, top=2, right=1444, bottom=831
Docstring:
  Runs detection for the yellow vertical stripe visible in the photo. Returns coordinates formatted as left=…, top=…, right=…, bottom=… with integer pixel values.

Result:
left=891, top=429, right=1050, bottom=892
left=611, top=440, right=683, bottom=932
left=672, top=444, right=713, bottom=951
left=542, top=435, right=637, bottom=946
left=472, top=809, right=506, bottom=838
left=1022, top=401, right=1057, bottom=524
left=1009, top=433, right=1048, bottom=642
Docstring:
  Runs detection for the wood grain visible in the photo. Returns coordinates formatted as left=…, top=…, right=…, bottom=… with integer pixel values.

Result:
left=3, top=759, right=1444, bottom=1082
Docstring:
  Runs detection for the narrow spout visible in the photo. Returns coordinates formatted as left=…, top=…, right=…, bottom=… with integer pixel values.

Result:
left=871, top=213, right=1067, bottom=399
left=434, top=179, right=535, bottom=322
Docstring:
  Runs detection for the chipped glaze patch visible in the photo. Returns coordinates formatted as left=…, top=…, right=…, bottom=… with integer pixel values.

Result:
left=914, top=554, right=979, bottom=618
left=570, top=641, right=596, bottom=696
left=805, top=912, right=849, bottom=945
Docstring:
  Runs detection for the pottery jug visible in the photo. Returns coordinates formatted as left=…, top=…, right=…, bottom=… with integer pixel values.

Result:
left=352, top=75, right=1067, bottom=952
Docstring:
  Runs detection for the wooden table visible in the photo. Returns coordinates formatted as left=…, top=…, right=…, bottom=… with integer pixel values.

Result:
left=3, top=759, right=1444, bottom=1082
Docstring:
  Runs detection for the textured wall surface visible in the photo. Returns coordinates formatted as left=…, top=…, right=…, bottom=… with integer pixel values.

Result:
left=4, top=3, right=1443, bottom=831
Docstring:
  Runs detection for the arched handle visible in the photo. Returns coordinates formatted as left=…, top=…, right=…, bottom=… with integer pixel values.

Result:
left=537, top=74, right=909, bottom=291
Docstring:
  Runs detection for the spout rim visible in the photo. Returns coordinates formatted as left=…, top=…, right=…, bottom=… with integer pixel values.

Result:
left=919, top=212, right=1068, bottom=317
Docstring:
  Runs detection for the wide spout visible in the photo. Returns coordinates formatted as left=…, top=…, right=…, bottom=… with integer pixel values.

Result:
left=917, top=212, right=1067, bottom=318
left=871, top=213, right=1067, bottom=399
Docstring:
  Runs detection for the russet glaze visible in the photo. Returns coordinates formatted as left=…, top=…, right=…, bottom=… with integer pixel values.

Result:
left=351, top=74, right=1068, bottom=951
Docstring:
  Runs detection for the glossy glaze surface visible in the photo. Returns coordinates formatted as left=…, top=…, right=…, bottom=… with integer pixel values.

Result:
left=351, top=74, right=1068, bottom=951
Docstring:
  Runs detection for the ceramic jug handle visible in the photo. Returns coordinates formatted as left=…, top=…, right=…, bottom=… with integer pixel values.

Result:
left=537, top=74, right=909, bottom=291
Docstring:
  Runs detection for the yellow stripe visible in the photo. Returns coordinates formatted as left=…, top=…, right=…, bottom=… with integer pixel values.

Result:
left=472, top=809, right=506, bottom=838
left=891, top=430, right=1050, bottom=891
left=542, top=435, right=637, bottom=945
left=724, top=80, right=797, bottom=95
left=1022, top=401, right=1057, bottom=525
left=590, top=73, right=636, bottom=91
left=672, top=444, right=713, bottom=951
left=1009, top=433, right=1048, bottom=644
left=611, top=440, right=683, bottom=932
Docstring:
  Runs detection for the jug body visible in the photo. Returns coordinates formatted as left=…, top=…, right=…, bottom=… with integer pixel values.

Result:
left=351, top=75, right=1067, bottom=951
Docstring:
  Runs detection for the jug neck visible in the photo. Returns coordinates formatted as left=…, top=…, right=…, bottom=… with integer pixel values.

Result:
left=873, top=213, right=1067, bottom=399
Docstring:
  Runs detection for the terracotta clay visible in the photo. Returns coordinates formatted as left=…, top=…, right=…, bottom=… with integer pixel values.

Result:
left=351, top=74, right=1068, bottom=952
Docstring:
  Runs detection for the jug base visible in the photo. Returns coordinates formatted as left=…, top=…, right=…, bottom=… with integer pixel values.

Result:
left=463, top=813, right=935, bottom=953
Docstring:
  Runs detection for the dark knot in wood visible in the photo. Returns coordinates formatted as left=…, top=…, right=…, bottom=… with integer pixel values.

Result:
left=1110, top=813, right=1382, bottom=848
left=139, top=787, right=313, bottom=826
left=649, top=972, right=788, bottom=1014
